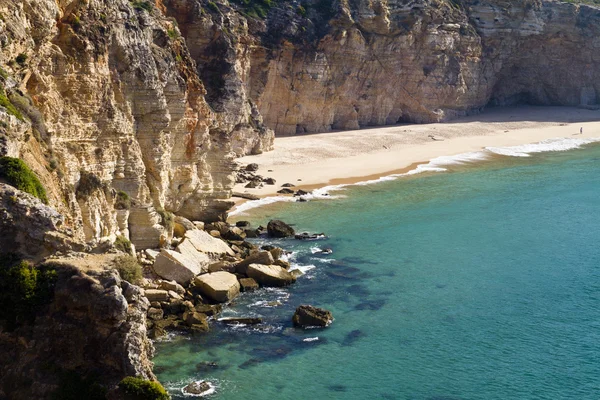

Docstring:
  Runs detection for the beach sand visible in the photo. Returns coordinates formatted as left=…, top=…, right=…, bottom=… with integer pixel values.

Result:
left=232, top=106, right=600, bottom=204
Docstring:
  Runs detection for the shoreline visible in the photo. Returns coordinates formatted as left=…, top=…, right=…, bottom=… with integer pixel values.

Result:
left=231, top=106, right=600, bottom=213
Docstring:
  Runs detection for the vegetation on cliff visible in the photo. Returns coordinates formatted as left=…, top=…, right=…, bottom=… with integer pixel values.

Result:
left=0, top=156, right=48, bottom=204
left=114, top=255, right=143, bottom=284
left=118, top=377, right=170, bottom=400
left=0, top=255, right=57, bottom=331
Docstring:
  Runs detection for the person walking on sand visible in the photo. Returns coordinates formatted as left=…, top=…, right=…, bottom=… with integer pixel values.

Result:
left=580, top=127, right=583, bottom=135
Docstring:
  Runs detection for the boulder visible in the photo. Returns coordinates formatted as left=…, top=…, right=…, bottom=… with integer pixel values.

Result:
left=246, top=263, right=296, bottom=287
left=235, top=250, right=274, bottom=275
left=194, top=271, right=240, bottom=303
left=184, top=229, right=235, bottom=257
left=193, top=221, right=205, bottom=230
left=269, top=247, right=283, bottom=260
left=267, top=219, right=295, bottom=238
left=277, top=188, right=295, bottom=194
left=158, top=280, right=186, bottom=295
left=208, top=261, right=235, bottom=273
left=195, top=303, right=222, bottom=316
left=147, top=307, right=164, bottom=320
left=294, top=190, right=311, bottom=197
left=145, top=289, right=169, bottom=302
left=292, top=305, right=333, bottom=328
left=183, top=310, right=209, bottom=327
left=239, top=277, right=259, bottom=292
left=153, top=248, right=207, bottom=285
left=281, top=183, right=295, bottom=187
left=236, top=220, right=251, bottom=228
left=264, top=177, right=276, bottom=185
left=183, top=381, right=213, bottom=396
left=222, top=226, right=246, bottom=241
left=245, top=163, right=259, bottom=172
left=247, top=181, right=263, bottom=189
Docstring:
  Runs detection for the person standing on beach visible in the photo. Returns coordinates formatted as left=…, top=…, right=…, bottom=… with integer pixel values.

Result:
left=580, top=127, right=583, bottom=135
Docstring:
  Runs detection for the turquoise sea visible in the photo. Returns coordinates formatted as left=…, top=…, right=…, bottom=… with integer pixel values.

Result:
left=154, top=138, right=600, bottom=399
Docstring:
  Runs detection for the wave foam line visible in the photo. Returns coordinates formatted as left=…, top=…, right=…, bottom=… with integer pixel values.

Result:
left=486, top=137, right=600, bottom=157
left=231, top=137, right=600, bottom=215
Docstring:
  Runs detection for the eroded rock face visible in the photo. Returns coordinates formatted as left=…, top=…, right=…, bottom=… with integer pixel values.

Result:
left=0, top=183, right=81, bottom=260
left=0, top=0, right=273, bottom=250
left=0, top=259, right=154, bottom=399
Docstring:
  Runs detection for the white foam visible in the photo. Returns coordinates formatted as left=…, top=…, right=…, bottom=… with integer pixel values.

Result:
left=310, top=247, right=322, bottom=254
left=289, top=264, right=316, bottom=274
left=486, top=137, right=600, bottom=157
left=303, top=337, right=319, bottom=342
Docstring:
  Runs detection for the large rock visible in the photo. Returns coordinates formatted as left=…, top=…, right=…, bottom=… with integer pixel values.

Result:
left=184, top=229, right=235, bottom=258
left=246, top=263, right=296, bottom=287
left=266, top=220, right=295, bottom=238
left=194, top=272, right=241, bottom=303
left=0, top=183, right=81, bottom=261
left=292, top=305, right=333, bottom=328
left=235, top=250, right=274, bottom=275
left=153, top=249, right=207, bottom=285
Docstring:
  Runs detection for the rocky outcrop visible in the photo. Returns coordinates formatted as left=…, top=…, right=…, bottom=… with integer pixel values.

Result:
left=267, top=219, right=295, bottom=238
left=246, top=263, right=296, bottom=287
left=0, top=183, right=82, bottom=261
left=0, top=256, right=154, bottom=399
left=292, top=305, right=333, bottom=328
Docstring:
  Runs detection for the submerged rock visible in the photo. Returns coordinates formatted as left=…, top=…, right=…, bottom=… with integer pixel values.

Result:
left=267, top=219, right=295, bottom=238
left=292, top=305, right=334, bottom=328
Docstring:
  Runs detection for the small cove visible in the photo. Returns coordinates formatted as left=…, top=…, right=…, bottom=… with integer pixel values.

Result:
left=155, top=141, right=600, bottom=399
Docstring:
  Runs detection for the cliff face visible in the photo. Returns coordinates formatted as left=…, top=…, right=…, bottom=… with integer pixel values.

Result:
left=237, top=0, right=600, bottom=134
left=0, top=0, right=273, bottom=249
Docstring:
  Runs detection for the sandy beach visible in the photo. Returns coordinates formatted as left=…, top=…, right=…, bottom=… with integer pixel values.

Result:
left=232, top=106, right=600, bottom=203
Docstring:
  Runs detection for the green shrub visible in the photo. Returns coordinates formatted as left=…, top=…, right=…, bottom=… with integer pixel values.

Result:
left=118, top=377, right=170, bottom=400
left=15, top=53, right=27, bottom=66
left=0, top=88, right=23, bottom=120
left=114, top=236, right=133, bottom=254
left=207, top=1, right=220, bottom=13
left=167, top=28, right=178, bottom=39
left=232, top=0, right=276, bottom=18
left=131, top=0, right=153, bottom=11
left=0, top=255, right=57, bottom=331
left=156, top=208, right=174, bottom=232
left=0, top=156, right=48, bottom=203
left=76, top=171, right=103, bottom=200
left=296, top=5, right=307, bottom=17
left=115, top=190, right=131, bottom=210
left=114, top=255, right=142, bottom=284
left=52, top=370, right=107, bottom=400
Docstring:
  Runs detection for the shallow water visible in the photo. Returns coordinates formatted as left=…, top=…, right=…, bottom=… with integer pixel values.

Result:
left=155, top=141, right=600, bottom=399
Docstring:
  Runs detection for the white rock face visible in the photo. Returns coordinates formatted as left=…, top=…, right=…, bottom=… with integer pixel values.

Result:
left=153, top=249, right=209, bottom=285
left=194, top=272, right=241, bottom=303
left=184, top=229, right=235, bottom=258
left=246, top=263, right=296, bottom=287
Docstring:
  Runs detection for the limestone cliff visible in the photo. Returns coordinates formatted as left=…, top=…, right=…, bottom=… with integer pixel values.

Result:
left=234, top=0, right=600, bottom=134
left=0, top=0, right=274, bottom=250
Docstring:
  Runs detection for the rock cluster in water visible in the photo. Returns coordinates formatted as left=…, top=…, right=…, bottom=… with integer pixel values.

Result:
left=140, top=217, right=303, bottom=339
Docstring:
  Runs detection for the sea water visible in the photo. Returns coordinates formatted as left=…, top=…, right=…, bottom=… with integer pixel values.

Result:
left=154, top=138, right=600, bottom=399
